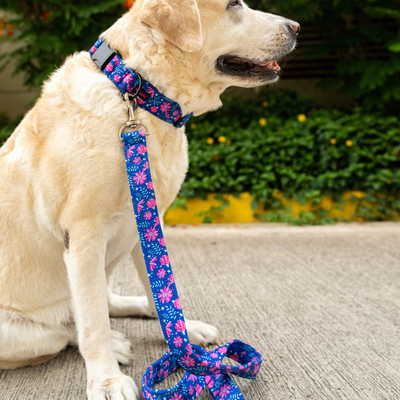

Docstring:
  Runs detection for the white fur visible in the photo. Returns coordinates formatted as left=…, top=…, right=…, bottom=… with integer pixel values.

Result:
left=0, top=1, right=296, bottom=398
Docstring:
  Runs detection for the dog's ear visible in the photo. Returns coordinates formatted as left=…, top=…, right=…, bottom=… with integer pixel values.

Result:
left=138, top=0, right=203, bottom=53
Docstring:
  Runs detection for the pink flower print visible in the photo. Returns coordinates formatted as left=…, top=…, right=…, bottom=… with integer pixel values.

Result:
left=90, top=46, right=97, bottom=54
left=138, top=97, right=145, bottom=105
left=147, top=181, right=154, bottom=190
left=158, top=368, right=164, bottom=377
left=174, top=299, right=181, bottom=309
left=150, top=257, right=157, bottom=271
left=144, top=226, right=158, bottom=241
left=161, top=102, right=171, bottom=113
left=180, top=355, right=195, bottom=368
left=137, top=200, right=144, bottom=213
left=114, top=74, right=120, bottom=82
left=218, top=347, right=227, bottom=354
left=147, top=198, right=156, bottom=208
left=143, top=161, right=149, bottom=170
left=188, top=375, right=197, bottom=382
left=196, top=385, right=202, bottom=395
left=188, top=386, right=194, bottom=396
left=148, top=87, right=155, bottom=98
left=153, top=216, right=160, bottom=226
left=167, top=274, right=174, bottom=285
left=127, top=145, right=135, bottom=158
left=133, top=156, right=142, bottom=165
left=123, top=74, right=133, bottom=85
left=205, top=376, right=213, bottom=388
left=210, top=361, right=221, bottom=372
left=175, top=320, right=186, bottom=332
left=157, top=268, right=166, bottom=279
left=252, top=365, right=260, bottom=376
left=185, top=344, right=192, bottom=354
left=160, top=255, right=169, bottom=265
left=251, top=356, right=258, bottom=362
left=159, top=237, right=165, bottom=246
left=230, top=354, right=240, bottom=362
left=158, top=286, right=173, bottom=303
left=144, top=211, right=152, bottom=220
left=133, top=171, right=146, bottom=185
left=170, top=393, right=183, bottom=400
left=219, top=384, right=231, bottom=399
left=173, top=336, right=183, bottom=347
left=137, top=144, right=147, bottom=154
left=165, top=113, right=170, bottom=119
left=113, top=56, right=119, bottom=66
left=210, top=353, right=218, bottom=358
left=200, top=360, right=208, bottom=366
left=173, top=110, right=179, bottom=116
left=105, top=63, right=113, bottom=72
left=165, top=321, right=172, bottom=337
left=151, top=106, right=157, bottom=113
left=164, top=370, right=169, bottom=379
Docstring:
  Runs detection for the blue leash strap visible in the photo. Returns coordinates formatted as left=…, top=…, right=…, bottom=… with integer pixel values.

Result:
left=122, top=130, right=263, bottom=400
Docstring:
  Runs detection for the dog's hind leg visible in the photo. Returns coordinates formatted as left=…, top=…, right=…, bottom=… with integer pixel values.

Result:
left=0, top=311, right=75, bottom=370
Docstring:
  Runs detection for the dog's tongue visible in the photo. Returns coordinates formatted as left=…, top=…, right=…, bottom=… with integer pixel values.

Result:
left=259, top=60, right=281, bottom=71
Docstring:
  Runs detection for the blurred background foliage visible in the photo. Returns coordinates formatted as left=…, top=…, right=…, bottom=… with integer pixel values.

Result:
left=0, top=0, right=399, bottom=223
left=1, top=0, right=399, bottom=111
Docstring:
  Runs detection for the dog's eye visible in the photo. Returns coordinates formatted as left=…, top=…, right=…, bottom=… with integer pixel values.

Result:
left=228, top=0, right=241, bottom=7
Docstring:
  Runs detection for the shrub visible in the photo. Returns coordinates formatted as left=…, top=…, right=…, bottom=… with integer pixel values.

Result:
left=180, top=89, right=400, bottom=222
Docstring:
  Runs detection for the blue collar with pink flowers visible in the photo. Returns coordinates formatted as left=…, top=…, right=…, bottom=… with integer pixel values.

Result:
left=89, top=38, right=193, bottom=128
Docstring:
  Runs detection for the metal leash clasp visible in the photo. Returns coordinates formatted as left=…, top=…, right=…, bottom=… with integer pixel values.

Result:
left=119, top=92, right=150, bottom=140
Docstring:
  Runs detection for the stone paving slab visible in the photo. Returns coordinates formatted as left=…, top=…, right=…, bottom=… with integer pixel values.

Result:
left=1, top=222, right=400, bottom=400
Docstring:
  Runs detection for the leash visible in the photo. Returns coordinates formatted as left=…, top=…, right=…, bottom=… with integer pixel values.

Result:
left=90, top=39, right=263, bottom=400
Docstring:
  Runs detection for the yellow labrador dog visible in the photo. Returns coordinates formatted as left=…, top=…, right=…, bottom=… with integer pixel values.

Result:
left=0, top=0, right=299, bottom=398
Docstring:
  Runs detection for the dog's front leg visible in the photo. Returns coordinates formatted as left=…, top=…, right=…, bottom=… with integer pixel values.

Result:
left=64, top=225, right=139, bottom=400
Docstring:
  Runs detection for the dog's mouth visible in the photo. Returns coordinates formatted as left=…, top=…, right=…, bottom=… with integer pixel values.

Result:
left=216, top=56, right=281, bottom=80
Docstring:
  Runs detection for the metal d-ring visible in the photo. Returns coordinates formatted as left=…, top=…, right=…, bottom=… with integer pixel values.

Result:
left=119, top=120, right=150, bottom=140
left=119, top=91, right=150, bottom=140
left=123, top=73, right=143, bottom=100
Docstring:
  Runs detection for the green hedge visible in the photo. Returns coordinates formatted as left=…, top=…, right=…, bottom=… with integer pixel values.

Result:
left=179, top=89, right=400, bottom=223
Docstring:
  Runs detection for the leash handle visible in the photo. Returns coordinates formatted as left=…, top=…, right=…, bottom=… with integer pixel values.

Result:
left=122, top=131, right=262, bottom=399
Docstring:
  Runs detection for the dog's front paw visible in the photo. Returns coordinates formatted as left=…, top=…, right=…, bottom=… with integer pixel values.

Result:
left=88, top=374, right=139, bottom=400
left=111, top=330, right=134, bottom=365
left=186, top=320, right=221, bottom=347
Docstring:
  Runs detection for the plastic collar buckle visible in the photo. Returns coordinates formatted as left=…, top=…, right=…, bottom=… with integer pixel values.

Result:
left=91, top=41, right=121, bottom=71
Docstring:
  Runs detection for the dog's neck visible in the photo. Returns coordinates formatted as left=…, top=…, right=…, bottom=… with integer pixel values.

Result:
left=102, top=11, right=224, bottom=117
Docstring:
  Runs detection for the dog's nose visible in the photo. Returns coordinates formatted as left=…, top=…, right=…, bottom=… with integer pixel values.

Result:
left=287, top=20, right=301, bottom=35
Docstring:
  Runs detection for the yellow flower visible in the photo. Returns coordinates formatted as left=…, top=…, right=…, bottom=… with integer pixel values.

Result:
left=387, top=179, right=392, bottom=184
left=330, top=138, right=337, bottom=145
left=218, top=136, right=226, bottom=143
left=262, top=101, right=269, bottom=107
left=346, top=140, right=353, bottom=147
left=227, top=140, right=232, bottom=145
left=207, top=137, right=214, bottom=145
left=259, top=118, right=267, bottom=126
left=298, top=114, right=307, bottom=122
left=191, top=123, right=197, bottom=129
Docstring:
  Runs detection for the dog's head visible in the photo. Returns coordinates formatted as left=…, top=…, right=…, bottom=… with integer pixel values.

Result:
left=136, top=0, right=299, bottom=88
